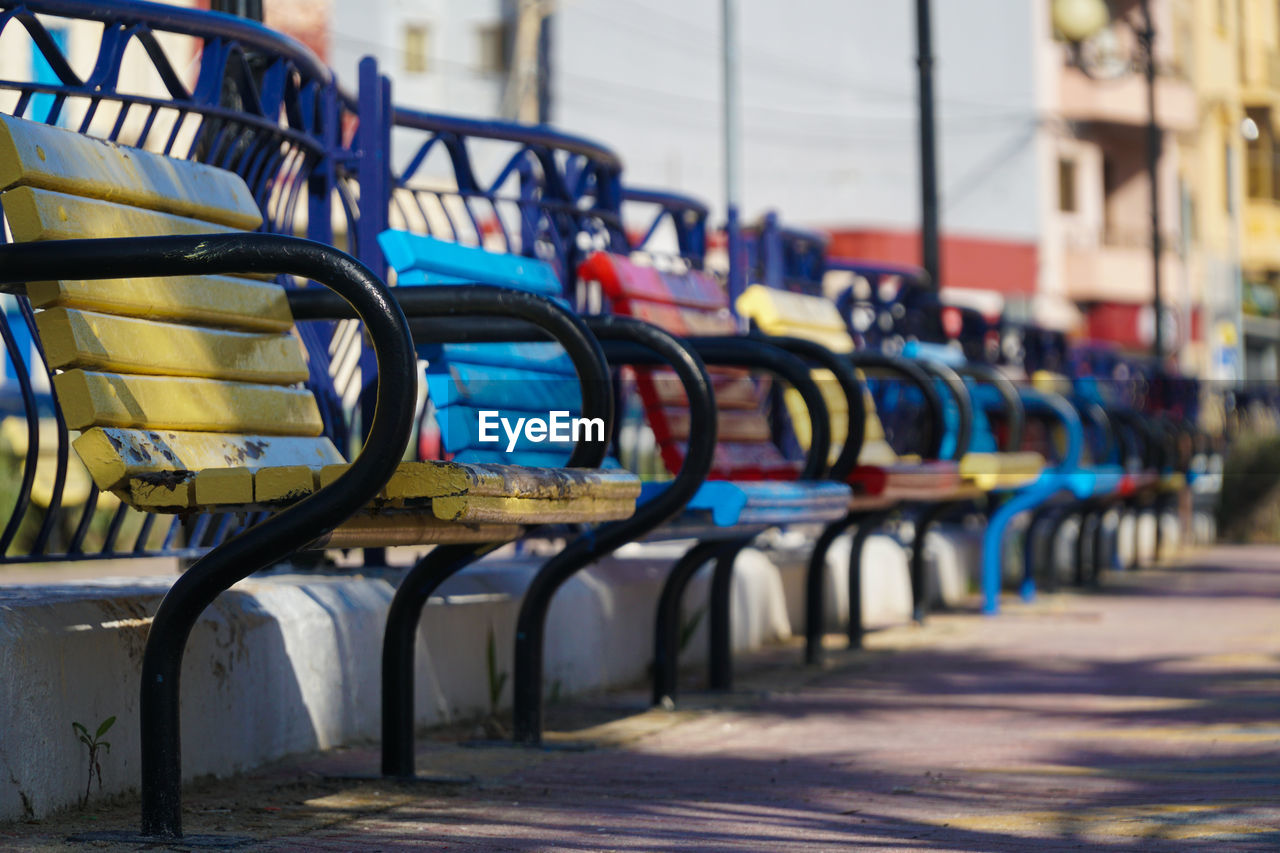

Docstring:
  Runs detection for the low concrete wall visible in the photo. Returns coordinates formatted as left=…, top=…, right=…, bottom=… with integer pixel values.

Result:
left=0, top=541, right=802, bottom=821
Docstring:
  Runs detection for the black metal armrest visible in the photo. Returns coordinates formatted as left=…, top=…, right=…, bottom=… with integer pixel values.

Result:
left=846, top=351, right=945, bottom=460
left=911, top=359, right=973, bottom=460
left=747, top=332, right=866, bottom=483
left=598, top=333, right=832, bottom=480
left=290, top=287, right=613, bottom=469
left=955, top=363, right=1025, bottom=451
left=682, top=335, right=832, bottom=481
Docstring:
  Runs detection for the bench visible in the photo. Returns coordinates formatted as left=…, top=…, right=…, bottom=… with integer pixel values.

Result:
left=0, top=112, right=640, bottom=837
left=577, top=251, right=854, bottom=697
left=384, top=236, right=849, bottom=728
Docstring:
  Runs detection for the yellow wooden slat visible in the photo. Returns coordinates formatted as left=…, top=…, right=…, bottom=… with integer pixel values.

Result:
left=54, top=370, right=323, bottom=436
left=254, top=465, right=318, bottom=504
left=2, top=186, right=244, bottom=244
left=36, top=307, right=309, bottom=384
left=27, top=276, right=294, bottom=333
left=318, top=460, right=642, bottom=503
left=959, top=451, right=1046, bottom=490
left=431, top=494, right=637, bottom=524
left=0, top=113, right=262, bottom=230
left=72, top=427, right=342, bottom=491
left=736, top=285, right=855, bottom=354
left=193, top=468, right=255, bottom=507
left=318, top=514, right=523, bottom=548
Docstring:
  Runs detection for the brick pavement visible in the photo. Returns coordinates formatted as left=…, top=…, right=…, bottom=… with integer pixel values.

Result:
left=8, top=545, right=1280, bottom=851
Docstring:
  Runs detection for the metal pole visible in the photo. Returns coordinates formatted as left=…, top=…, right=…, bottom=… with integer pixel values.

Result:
left=1139, top=0, right=1163, bottom=361
left=915, top=0, right=940, bottom=288
left=722, top=0, right=745, bottom=306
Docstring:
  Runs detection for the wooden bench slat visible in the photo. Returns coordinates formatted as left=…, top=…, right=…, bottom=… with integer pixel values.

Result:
left=2, top=186, right=243, bottom=244
left=36, top=307, right=309, bottom=384
left=959, top=451, right=1046, bottom=490
left=72, top=427, right=343, bottom=491
left=27, top=276, right=295, bottom=333
left=0, top=113, right=262, bottom=230
left=55, top=369, right=323, bottom=435
left=431, top=494, right=637, bottom=524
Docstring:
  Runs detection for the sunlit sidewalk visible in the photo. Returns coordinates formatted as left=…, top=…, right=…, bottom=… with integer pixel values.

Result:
left=9, top=545, right=1280, bottom=851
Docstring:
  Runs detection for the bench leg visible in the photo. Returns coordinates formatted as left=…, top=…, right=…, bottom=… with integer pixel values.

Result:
left=1040, top=505, right=1077, bottom=595
left=848, top=509, right=896, bottom=649
left=909, top=501, right=958, bottom=624
left=1075, top=505, right=1099, bottom=587
left=805, top=513, right=862, bottom=666
left=708, top=538, right=754, bottom=692
left=140, top=541, right=319, bottom=837
left=653, top=540, right=728, bottom=706
left=982, top=482, right=1060, bottom=615
left=381, top=544, right=490, bottom=777
left=1021, top=503, right=1058, bottom=602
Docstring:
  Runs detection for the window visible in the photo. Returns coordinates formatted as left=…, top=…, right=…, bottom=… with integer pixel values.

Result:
left=476, top=22, right=510, bottom=74
left=403, top=24, right=429, bottom=74
left=1058, top=157, right=1078, bottom=213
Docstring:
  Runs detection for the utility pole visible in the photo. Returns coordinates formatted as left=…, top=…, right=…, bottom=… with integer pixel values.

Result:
left=1139, top=0, right=1164, bottom=361
left=723, top=0, right=745, bottom=305
left=915, top=0, right=940, bottom=288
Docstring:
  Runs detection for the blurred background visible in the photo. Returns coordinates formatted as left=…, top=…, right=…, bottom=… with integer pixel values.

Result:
left=8, top=0, right=1278, bottom=383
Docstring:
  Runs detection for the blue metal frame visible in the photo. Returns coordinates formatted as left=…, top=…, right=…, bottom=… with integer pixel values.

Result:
left=0, top=0, right=357, bottom=564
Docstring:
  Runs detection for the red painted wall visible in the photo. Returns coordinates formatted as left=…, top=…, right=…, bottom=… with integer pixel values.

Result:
left=826, top=228, right=1037, bottom=296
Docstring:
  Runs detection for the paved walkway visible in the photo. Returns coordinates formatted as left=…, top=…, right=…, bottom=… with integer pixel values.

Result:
left=11, top=545, right=1280, bottom=850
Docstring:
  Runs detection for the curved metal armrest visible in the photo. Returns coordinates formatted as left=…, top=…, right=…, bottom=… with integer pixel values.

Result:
left=956, top=364, right=1025, bottom=451
left=683, top=335, right=833, bottom=480
left=1109, top=408, right=1159, bottom=471
left=912, top=359, right=974, bottom=460
left=1021, top=388, right=1083, bottom=471
left=290, top=286, right=613, bottom=468
left=846, top=351, right=944, bottom=460
left=583, top=316, right=716, bottom=522
left=605, top=332, right=833, bottom=481
left=747, top=332, right=866, bottom=482
left=1073, top=397, right=1117, bottom=466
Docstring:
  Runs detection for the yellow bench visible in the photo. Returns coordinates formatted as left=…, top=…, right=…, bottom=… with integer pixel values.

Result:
left=740, top=284, right=1047, bottom=493
left=0, top=113, right=638, bottom=544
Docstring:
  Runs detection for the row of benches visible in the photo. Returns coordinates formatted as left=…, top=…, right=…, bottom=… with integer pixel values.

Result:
left=0, top=0, right=1228, bottom=840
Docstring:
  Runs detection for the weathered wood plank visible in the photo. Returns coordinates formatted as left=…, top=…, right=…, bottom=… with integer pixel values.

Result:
left=27, top=276, right=294, bottom=333
left=431, top=494, right=637, bottom=524
left=959, top=452, right=1046, bottom=490
left=53, top=370, right=324, bottom=436
left=72, top=427, right=341, bottom=490
left=2, top=186, right=242, bottom=243
left=318, top=460, right=641, bottom=502
left=0, top=113, right=262, bottom=229
left=36, top=307, right=308, bottom=384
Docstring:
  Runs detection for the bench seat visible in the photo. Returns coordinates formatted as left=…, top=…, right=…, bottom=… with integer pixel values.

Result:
left=958, top=451, right=1047, bottom=491
left=639, top=479, right=852, bottom=528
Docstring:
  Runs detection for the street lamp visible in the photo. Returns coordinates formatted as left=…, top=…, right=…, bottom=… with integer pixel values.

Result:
left=1052, top=0, right=1166, bottom=364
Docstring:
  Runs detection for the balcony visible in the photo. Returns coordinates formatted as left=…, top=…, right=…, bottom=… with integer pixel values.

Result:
left=1244, top=199, right=1280, bottom=270
left=1062, top=236, right=1184, bottom=303
left=1058, top=67, right=1197, bottom=132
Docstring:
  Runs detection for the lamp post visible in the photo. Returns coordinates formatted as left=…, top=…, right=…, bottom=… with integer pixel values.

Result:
left=1052, top=0, right=1166, bottom=363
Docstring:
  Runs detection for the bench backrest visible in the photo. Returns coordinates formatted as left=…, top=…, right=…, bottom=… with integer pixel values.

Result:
left=0, top=113, right=342, bottom=509
left=378, top=230, right=582, bottom=468
left=734, top=283, right=902, bottom=467
left=578, top=252, right=797, bottom=481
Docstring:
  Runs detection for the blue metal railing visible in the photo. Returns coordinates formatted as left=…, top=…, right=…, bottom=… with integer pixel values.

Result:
left=0, top=0, right=356, bottom=563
